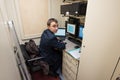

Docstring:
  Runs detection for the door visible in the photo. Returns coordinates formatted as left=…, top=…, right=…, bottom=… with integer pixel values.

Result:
left=77, top=0, right=120, bottom=80
left=112, top=57, right=120, bottom=80
left=0, top=0, right=31, bottom=80
left=0, top=4, right=21, bottom=80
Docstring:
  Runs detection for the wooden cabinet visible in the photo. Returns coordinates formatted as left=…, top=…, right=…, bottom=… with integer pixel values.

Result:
left=62, top=51, right=79, bottom=80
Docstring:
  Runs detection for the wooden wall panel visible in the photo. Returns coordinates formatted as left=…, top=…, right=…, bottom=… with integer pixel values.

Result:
left=19, top=0, right=49, bottom=39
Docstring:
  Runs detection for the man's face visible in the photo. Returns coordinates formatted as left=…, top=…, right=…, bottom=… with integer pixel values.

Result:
left=48, top=21, right=58, bottom=33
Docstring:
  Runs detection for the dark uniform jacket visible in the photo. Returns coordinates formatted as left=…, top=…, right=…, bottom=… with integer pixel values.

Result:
left=39, top=29, right=66, bottom=71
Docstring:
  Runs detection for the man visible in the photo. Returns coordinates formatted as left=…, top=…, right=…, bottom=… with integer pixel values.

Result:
left=39, top=18, right=66, bottom=76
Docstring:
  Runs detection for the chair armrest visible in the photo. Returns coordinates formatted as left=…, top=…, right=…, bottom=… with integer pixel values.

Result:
left=27, top=57, right=44, bottom=62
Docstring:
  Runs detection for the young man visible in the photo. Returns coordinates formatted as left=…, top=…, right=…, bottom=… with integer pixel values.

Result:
left=39, top=18, right=66, bottom=76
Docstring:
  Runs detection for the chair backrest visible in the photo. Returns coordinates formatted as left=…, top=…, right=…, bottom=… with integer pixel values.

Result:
left=25, top=39, right=40, bottom=59
left=20, top=44, right=31, bottom=60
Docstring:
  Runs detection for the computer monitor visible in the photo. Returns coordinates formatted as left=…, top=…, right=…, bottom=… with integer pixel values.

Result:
left=55, top=28, right=65, bottom=37
left=78, top=25, right=84, bottom=39
left=67, top=23, right=76, bottom=35
left=66, top=17, right=80, bottom=38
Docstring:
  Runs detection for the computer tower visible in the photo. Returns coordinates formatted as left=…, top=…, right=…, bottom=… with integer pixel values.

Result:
left=70, top=2, right=81, bottom=16
left=60, top=2, right=87, bottom=16
left=80, top=2, right=87, bottom=15
left=60, top=4, right=72, bottom=15
left=70, top=2, right=87, bottom=16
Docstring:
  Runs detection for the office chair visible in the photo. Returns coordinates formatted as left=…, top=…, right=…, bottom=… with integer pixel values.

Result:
left=20, top=44, right=49, bottom=75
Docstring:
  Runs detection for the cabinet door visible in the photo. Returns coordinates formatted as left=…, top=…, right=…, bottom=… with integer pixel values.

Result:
left=112, top=58, right=120, bottom=80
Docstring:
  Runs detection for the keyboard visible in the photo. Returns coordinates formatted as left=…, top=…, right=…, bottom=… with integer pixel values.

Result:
left=57, top=36, right=66, bottom=41
left=67, top=37, right=81, bottom=46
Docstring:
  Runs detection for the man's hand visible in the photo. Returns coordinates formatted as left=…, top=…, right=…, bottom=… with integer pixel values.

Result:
left=61, top=40, right=67, bottom=44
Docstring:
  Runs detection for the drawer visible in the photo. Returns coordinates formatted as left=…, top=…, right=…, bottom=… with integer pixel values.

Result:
left=63, top=62, right=77, bottom=77
left=63, top=76, right=67, bottom=80
left=62, top=65, right=76, bottom=80
left=65, top=59, right=78, bottom=74
left=63, top=52, right=79, bottom=66
left=63, top=53, right=79, bottom=74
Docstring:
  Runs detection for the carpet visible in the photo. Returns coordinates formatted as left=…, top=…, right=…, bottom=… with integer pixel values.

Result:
left=31, top=71, right=60, bottom=80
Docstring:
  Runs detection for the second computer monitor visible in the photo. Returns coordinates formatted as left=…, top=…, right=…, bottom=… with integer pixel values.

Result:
left=67, top=23, right=76, bottom=35
left=78, top=25, right=84, bottom=39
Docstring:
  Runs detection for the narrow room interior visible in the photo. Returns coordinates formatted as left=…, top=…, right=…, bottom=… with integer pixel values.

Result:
left=0, top=0, right=120, bottom=80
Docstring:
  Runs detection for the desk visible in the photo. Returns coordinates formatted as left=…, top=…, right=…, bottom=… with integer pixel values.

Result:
left=62, top=39, right=81, bottom=80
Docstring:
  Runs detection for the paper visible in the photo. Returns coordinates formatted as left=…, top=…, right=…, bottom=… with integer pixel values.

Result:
left=67, top=48, right=80, bottom=59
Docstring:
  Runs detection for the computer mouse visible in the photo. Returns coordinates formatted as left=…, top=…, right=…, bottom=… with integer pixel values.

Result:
left=74, top=46, right=80, bottom=49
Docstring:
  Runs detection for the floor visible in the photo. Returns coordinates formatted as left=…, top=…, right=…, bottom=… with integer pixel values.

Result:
left=31, top=71, right=60, bottom=80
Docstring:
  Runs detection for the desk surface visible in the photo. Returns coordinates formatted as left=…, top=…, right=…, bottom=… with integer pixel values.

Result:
left=64, top=39, right=81, bottom=59
left=64, top=39, right=79, bottom=51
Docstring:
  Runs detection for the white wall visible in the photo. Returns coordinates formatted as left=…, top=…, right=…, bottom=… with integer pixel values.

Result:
left=50, top=0, right=65, bottom=28
left=18, top=0, right=49, bottom=39
left=11, top=0, right=64, bottom=45
left=77, top=0, right=120, bottom=80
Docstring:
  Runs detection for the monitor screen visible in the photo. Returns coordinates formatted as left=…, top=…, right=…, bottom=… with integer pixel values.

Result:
left=55, top=28, right=65, bottom=36
left=67, top=23, right=76, bottom=35
left=78, top=26, right=84, bottom=39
